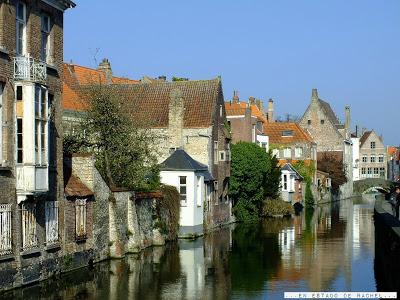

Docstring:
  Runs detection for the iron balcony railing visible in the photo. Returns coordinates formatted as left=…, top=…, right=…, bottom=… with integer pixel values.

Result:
left=14, top=55, right=47, bottom=82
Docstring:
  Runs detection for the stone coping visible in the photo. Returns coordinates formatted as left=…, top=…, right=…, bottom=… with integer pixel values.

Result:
left=374, top=195, right=400, bottom=238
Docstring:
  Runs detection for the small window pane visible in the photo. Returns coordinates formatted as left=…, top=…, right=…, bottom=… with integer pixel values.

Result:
left=179, top=176, right=186, bottom=184
left=16, top=86, right=23, bottom=100
left=17, top=3, right=24, bottom=20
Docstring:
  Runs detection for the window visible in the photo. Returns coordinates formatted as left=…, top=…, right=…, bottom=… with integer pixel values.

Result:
left=16, top=2, right=26, bottom=56
left=21, top=202, right=38, bottom=250
left=295, top=147, right=303, bottom=158
left=320, top=119, right=325, bottom=124
left=45, top=201, right=58, bottom=244
left=378, top=155, right=384, bottom=163
left=34, top=86, right=48, bottom=165
left=380, top=167, right=385, bottom=178
left=16, top=85, right=23, bottom=101
left=219, top=151, right=226, bottom=161
left=75, top=199, right=87, bottom=240
left=0, top=204, right=12, bottom=255
left=307, top=120, right=311, bottom=125
left=370, top=155, right=375, bottom=163
left=283, top=147, right=291, bottom=158
left=361, top=167, right=366, bottom=175
left=367, top=167, right=372, bottom=175
left=41, top=14, right=51, bottom=62
left=374, top=167, right=379, bottom=176
left=282, top=130, right=293, bottom=137
left=317, top=178, right=321, bottom=187
left=196, top=176, right=201, bottom=207
left=362, top=156, right=367, bottom=163
left=169, top=147, right=177, bottom=154
left=219, top=104, right=223, bottom=117
left=17, top=118, right=23, bottom=163
left=371, top=141, right=376, bottom=149
left=214, top=141, right=218, bottom=164
left=179, top=176, right=187, bottom=206
left=283, top=174, right=287, bottom=190
left=272, top=149, right=279, bottom=158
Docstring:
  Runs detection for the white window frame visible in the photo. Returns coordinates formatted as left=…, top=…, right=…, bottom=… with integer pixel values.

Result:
left=370, top=155, right=376, bottom=163
left=378, top=155, right=384, bottom=163
left=41, top=14, right=51, bottom=63
left=179, top=176, right=187, bottom=207
left=0, top=204, right=12, bottom=255
left=75, top=199, right=87, bottom=240
left=45, top=201, right=58, bottom=244
left=294, top=147, right=303, bottom=158
left=282, top=174, right=288, bottom=191
left=362, top=156, right=367, bottom=163
left=272, top=149, right=279, bottom=158
left=21, top=202, right=38, bottom=250
left=213, top=141, right=218, bottom=164
left=371, top=141, right=376, bottom=149
left=34, top=86, right=48, bottom=166
left=16, top=2, right=27, bottom=56
left=283, top=147, right=291, bottom=158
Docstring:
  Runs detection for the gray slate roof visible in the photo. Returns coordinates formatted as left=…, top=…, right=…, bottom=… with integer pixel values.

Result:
left=281, top=163, right=303, bottom=180
left=161, top=149, right=208, bottom=171
left=318, top=99, right=341, bottom=126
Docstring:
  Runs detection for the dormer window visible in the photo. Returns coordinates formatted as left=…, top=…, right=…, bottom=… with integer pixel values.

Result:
left=282, top=130, right=293, bottom=137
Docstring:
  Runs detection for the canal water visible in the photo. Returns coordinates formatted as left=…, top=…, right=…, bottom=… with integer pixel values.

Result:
left=3, top=195, right=377, bottom=299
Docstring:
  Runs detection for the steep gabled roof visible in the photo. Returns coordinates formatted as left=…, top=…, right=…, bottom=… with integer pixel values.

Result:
left=161, top=149, right=208, bottom=171
left=263, top=122, right=314, bottom=145
left=359, top=131, right=372, bottom=147
left=281, top=163, right=303, bottom=180
left=318, top=99, right=341, bottom=126
left=64, top=164, right=93, bottom=197
left=112, top=78, right=222, bottom=128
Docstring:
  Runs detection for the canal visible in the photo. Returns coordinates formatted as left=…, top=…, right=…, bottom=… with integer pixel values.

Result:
left=3, top=195, right=378, bottom=299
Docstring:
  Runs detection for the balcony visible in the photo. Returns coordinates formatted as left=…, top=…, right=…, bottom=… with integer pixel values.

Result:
left=14, top=55, right=46, bottom=82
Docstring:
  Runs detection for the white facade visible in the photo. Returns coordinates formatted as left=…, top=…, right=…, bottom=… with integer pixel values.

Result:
left=160, top=170, right=204, bottom=234
left=351, top=137, right=360, bottom=181
left=15, top=83, right=49, bottom=203
left=257, top=134, right=269, bottom=151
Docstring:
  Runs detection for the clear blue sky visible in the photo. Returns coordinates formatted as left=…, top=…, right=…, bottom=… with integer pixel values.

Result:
left=64, top=0, right=400, bottom=146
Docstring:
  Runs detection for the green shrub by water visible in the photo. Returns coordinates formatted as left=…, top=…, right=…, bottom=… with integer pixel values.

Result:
left=262, top=199, right=294, bottom=217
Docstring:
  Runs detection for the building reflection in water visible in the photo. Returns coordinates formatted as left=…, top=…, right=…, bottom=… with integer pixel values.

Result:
left=2, top=196, right=376, bottom=299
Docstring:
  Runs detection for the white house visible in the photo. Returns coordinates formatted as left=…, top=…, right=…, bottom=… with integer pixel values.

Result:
left=160, top=149, right=213, bottom=237
left=281, top=163, right=303, bottom=204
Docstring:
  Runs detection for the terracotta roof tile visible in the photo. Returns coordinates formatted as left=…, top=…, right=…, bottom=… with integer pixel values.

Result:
left=225, top=102, right=268, bottom=123
left=63, top=63, right=139, bottom=112
left=264, top=122, right=314, bottom=145
left=111, top=79, right=222, bottom=128
left=64, top=165, right=93, bottom=197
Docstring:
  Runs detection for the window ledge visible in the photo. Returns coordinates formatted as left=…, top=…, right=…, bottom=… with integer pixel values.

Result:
left=0, top=166, right=12, bottom=171
left=0, top=47, right=9, bottom=55
left=45, top=242, right=60, bottom=251
left=46, top=64, right=58, bottom=72
left=76, top=236, right=87, bottom=243
left=0, top=253, right=14, bottom=262
left=20, top=248, right=41, bottom=256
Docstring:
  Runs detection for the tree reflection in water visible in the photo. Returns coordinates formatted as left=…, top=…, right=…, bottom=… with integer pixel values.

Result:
left=1, top=196, right=377, bottom=300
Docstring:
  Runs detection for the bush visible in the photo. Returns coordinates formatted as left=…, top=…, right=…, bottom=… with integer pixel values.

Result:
left=305, top=181, right=314, bottom=206
left=156, top=185, right=180, bottom=240
left=229, top=142, right=281, bottom=221
left=262, top=199, right=294, bottom=217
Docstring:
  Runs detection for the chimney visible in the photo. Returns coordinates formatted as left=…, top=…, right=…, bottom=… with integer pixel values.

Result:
left=268, top=98, right=274, bottom=122
left=249, top=97, right=255, bottom=105
left=345, top=106, right=350, bottom=129
left=158, top=75, right=167, bottom=81
left=232, top=91, right=239, bottom=103
left=311, top=88, right=318, bottom=102
left=97, top=58, right=113, bottom=83
left=355, top=125, right=358, bottom=137
left=256, top=99, right=264, bottom=111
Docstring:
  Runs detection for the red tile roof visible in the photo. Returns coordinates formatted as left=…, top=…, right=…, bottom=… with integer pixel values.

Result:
left=63, top=63, right=139, bottom=112
left=64, top=169, right=93, bottom=197
left=225, top=101, right=268, bottom=123
left=264, top=122, right=314, bottom=145
left=110, top=79, right=223, bottom=128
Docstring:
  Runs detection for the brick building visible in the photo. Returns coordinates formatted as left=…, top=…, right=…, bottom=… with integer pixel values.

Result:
left=299, top=89, right=353, bottom=198
left=62, top=73, right=232, bottom=232
left=0, top=0, right=75, bottom=289
left=387, top=146, right=400, bottom=182
left=225, top=91, right=269, bottom=149
left=358, top=130, right=387, bottom=179
left=263, top=121, right=317, bottom=203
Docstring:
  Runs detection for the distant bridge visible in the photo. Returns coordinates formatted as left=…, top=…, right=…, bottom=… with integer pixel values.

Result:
left=353, top=178, right=394, bottom=194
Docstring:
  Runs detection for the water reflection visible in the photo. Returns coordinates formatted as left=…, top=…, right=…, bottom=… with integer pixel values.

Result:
left=3, top=196, right=377, bottom=299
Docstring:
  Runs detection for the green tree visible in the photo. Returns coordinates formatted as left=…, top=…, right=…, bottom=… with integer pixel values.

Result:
left=64, top=83, right=160, bottom=191
left=229, top=142, right=280, bottom=221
